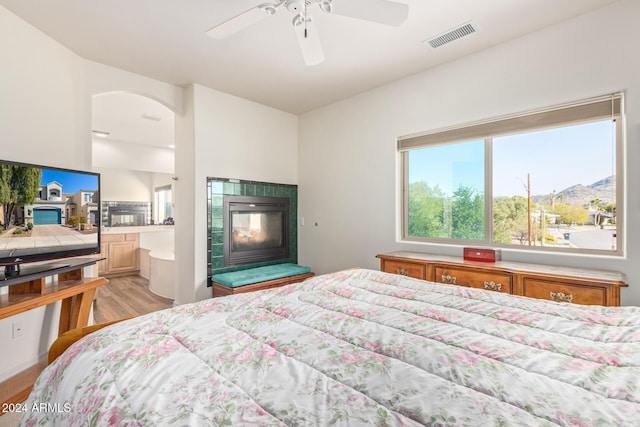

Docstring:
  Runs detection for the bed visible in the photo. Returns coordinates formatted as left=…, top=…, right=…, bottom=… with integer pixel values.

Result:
left=20, top=268, right=640, bottom=426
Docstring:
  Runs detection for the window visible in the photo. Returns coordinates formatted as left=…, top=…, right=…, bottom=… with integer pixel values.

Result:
left=399, top=94, right=623, bottom=255
left=83, top=193, right=93, bottom=203
left=154, top=185, right=173, bottom=224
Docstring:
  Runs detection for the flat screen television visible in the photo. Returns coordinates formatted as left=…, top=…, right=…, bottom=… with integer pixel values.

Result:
left=0, top=159, right=100, bottom=279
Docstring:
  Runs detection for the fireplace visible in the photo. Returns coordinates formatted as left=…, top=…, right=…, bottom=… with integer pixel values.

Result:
left=223, top=195, right=289, bottom=266
left=102, top=201, right=151, bottom=227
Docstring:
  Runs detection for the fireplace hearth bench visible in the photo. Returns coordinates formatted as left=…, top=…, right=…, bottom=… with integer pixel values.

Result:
left=211, top=263, right=314, bottom=297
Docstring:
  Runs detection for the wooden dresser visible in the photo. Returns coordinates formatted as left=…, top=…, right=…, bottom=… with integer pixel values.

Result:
left=376, top=251, right=628, bottom=306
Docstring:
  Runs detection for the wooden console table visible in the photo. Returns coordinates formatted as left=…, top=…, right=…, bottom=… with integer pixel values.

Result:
left=377, top=251, right=627, bottom=306
left=0, top=258, right=108, bottom=337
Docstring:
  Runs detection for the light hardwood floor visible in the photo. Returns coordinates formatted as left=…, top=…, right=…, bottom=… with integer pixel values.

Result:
left=93, top=274, right=174, bottom=323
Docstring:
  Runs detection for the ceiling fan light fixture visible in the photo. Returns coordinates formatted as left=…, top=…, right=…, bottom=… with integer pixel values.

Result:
left=261, top=2, right=280, bottom=16
left=286, top=0, right=305, bottom=14
left=319, top=0, right=333, bottom=14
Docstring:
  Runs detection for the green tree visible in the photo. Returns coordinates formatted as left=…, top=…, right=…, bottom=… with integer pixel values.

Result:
left=407, top=181, right=446, bottom=238
left=549, top=190, right=557, bottom=210
left=554, top=203, right=590, bottom=226
left=603, top=202, right=616, bottom=214
left=0, top=164, right=42, bottom=227
left=604, top=202, right=616, bottom=225
left=493, top=196, right=528, bottom=244
left=451, top=185, right=484, bottom=240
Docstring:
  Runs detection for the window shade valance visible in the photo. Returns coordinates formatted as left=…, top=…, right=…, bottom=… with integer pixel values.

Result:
left=398, top=94, right=622, bottom=152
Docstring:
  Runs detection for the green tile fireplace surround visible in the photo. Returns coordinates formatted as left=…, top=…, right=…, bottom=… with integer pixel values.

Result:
left=207, top=177, right=298, bottom=285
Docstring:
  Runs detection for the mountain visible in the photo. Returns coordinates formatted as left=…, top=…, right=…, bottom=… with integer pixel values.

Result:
left=531, top=176, right=616, bottom=207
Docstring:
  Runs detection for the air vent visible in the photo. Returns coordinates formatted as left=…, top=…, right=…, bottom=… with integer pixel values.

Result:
left=425, top=22, right=477, bottom=49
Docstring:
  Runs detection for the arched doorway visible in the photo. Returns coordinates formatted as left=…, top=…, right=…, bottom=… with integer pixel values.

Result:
left=91, top=92, right=176, bottom=322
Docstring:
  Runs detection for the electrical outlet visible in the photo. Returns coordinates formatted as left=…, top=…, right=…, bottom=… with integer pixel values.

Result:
left=12, top=321, right=24, bottom=339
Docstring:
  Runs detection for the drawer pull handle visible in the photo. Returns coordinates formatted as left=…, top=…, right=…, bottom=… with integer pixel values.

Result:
left=441, top=274, right=457, bottom=284
left=396, top=268, right=410, bottom=276
left=550, top=291, right=573, bottom=303
left=483, top=281, right=502, bottom=291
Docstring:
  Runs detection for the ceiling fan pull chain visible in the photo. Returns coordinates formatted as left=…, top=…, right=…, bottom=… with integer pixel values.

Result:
left=304, top=0, right=308, bottom=38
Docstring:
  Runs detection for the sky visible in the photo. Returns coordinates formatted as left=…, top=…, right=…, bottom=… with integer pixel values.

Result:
left=408, top=120, right=616, bottom=198
left=408, top=140, right=484, bottom=195
left=41, top=169, right=99, bottom=193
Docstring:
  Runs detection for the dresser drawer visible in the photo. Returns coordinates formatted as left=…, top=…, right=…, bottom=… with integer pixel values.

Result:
left=434, top=265, right=512, bottom=293
left=522, top=277, right=606, bottom=305
left=381, top=260, right=426, bottom=279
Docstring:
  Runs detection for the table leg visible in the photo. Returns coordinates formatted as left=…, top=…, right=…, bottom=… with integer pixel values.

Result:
left=58, top=288, right=97, bottom=336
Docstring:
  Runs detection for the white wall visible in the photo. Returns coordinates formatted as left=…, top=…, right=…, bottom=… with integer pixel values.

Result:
left=174, top=84, right=298, bottom=304
left=298, top=0, right=640, bottom=305
left=93, top=168, right=173, bottom=204
left=0, top=6, right=89, bottom=382
left=0, top=7, right=87, bottom=169
left=94, top=168, right=152, bottom=202
left=92, top=139, right=174, bottom=175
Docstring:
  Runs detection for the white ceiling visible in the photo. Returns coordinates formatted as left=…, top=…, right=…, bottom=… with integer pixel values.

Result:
left=92, top=92, right=175, bottom=149
left=1, top=0, right=619, bottom=116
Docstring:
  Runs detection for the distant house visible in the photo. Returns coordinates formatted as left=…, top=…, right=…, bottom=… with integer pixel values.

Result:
left=588, top=208, right=614, bottom=227
left=18, top=181, right=68, bottom=225
left=531, top=210, right=561, bottom=225
left=18, top=182, right=98, bottom=226
left=65, top=190, right=99, bottom=226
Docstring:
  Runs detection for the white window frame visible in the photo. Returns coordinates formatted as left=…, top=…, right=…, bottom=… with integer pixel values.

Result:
left=398, top=93, right=624, bottom=256
left=154, top=184, right=173, bottom=224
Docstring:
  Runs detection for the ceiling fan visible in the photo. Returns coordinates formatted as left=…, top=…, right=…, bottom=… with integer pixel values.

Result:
left=205, top=0, right=409, bottom=66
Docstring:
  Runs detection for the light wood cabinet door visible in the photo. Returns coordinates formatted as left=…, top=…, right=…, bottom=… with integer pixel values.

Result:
left=108, top=242, right=138, bottom=273
left=434, top=265, right=512, bottom=294
left=97, top=242, right=109, bottom=275
left=100, top=233, right=139, bottom=275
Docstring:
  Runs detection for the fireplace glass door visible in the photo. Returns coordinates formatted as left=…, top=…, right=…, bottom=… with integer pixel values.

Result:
left=232, top=212, right=283, bottom=251
left=223, top=196, right=289, bottom=266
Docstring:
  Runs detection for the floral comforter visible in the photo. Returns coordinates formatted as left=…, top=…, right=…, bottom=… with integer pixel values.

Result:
left=21, top=269, right=640, bottom=426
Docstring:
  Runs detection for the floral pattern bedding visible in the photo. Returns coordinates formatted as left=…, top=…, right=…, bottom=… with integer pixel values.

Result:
left=20, top=269, right=640, bottom=426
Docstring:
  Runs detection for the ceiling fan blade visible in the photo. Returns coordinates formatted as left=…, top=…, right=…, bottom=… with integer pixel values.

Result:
left=205, top=4, right=276, bottom=39
left=330, top=0, right=409, bottom=26
left=293, top=16, right=325, bottom=66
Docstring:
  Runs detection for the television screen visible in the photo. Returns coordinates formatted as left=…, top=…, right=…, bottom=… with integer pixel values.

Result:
left=0, top=160, right=100, bottom=270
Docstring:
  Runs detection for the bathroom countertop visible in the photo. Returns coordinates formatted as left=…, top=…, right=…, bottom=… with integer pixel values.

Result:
left=102, top=225, right=174, bottom=234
